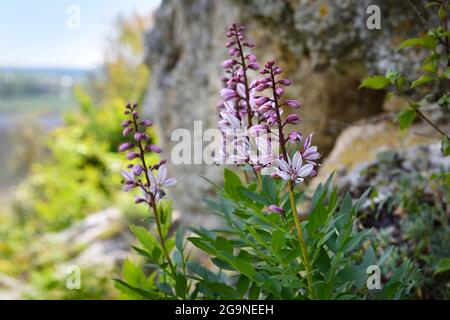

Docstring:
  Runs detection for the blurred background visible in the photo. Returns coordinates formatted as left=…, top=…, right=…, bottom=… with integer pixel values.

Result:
left=0, top=0, right=448, bottom=299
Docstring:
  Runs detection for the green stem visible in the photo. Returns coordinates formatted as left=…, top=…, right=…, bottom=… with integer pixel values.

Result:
left=288, top=180, right=314, bottom=300
left=150, top=201, right=176, bottom=277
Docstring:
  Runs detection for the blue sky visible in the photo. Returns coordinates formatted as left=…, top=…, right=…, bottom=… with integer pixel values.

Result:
left=0, top=0, right=161, bottom=69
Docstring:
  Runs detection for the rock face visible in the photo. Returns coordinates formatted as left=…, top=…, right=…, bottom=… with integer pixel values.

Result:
left=144, top=0, right=430, bottom=223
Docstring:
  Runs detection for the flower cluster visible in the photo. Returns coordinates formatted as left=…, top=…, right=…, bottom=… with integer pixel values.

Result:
left=217, top=23, right=320, bottom=184
left=119, top=103, right=176, bottom=205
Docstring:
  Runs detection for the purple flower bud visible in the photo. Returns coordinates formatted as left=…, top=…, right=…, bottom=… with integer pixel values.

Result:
left=256, top=83, right=269, bottom=92
left=226, top=40, right=236, bottom=48
left=285, top=99, right=301, bottom=109
left=268, top=205, right=284, bottom=214
left=155, top=160, right=168, bottom=169
left=134, top=196, right=146, bottom=204
left=124, top=110, right=130, bottom=115
left=125, top=103, right=132, bottom=109
left=309, top=169, right=318, bottom=177
left=122, top=127, right=133, bottom=136
left=247, top=63, right=259, bottom=71
left=222, top=59, right=235, bottom=68
left=132, top=164, right=143, bottom=176
left=126, top=152, right=139, bottom=160
left=258, top=104, right=272, bottom=113
left=147, top=144, right=162, bottom=153
left=249, top=124, right=269, bottom=135
left=225, top=31, right=233, bottom=37
left=221, top=88, right=237, bottom=101
left=278, top=79, right=291, bottom=86
left=228, top=47, right=239, bottom=56
left=265, top=60, right=275, bottom=68
left=121, top=120, right=132, bottom=128
left=118, top=142, right=134, bottom=152
left=132, top=111, right=139, bottom=119
left=286, top=114, right=301, bottom=124
left=275, top=87, right=284, bottom=97
left=235, top=83, right=246, bottom=98
left=243, top=41, right=254, bottom=48
left=246, top=54, right=257, bottom=62
left=134, top=132, right=144, bottom=141
left=255, top=96, right=269, bottom=106
left=140, top=120, right=153, bottom=127
left=274, top=66, right=283, bottom=74
left=288, top=131, right=303, bottom=143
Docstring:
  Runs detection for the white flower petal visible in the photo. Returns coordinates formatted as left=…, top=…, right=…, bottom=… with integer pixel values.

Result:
left=297, top=163, right=314, bottom=178
left=164, top=178, right=177, bottom=188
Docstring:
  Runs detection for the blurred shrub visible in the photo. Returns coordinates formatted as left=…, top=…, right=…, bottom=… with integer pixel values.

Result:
left=11, top=13, right=153, bottom=231
left=0, top=12, right=154, bottom=299
left=359, top=154, right=449, bottom=299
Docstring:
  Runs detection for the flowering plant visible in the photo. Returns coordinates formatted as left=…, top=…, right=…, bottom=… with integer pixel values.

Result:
left=116, top=24, right=417, bottom=300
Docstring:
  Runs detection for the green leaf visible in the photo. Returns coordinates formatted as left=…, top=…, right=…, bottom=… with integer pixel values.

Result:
left=187, top=261, right=220, bottom=282
left=270, top=230, right=286, bottom=252
left=224, top=168, right=243, bottom=198
left=359, top=75, right=391, bottom=90
left=113, top=279, right=159, bottom=299
left=442, top=67, right=450, bottom=79
left=237, top=275, right=250, bottom=297
left=234, top=257, right=256, bottom=278
left=129, top=225, right=155, bottom=252
left=411, top=74, right=435, bottom=88
left=262, top=175, right=278, bottom=202
left=188, top=237, right=215, bottom=255
left=175, top=226, right=185, bottom=252
left=215, top=236, right=233, bottom=254
left=441, top=136, right=450, bottom=156
left=398, top=36, right=436, bottom=50
left=395, top=108, right=416, bottom=130
left=238, top=187, right=271, bottom=205
left=434, top=257, right=450, bottom=275
left=378, top=246, right=393, bottom=266
left=248, top=282, right=261, bottom=299
left=175, top=273, right=188, bottom=298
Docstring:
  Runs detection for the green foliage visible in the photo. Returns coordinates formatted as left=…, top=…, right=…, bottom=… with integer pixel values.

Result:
left=358, top=154, right=449, bottom=299
left=117, top=171, right=417, bottom=300
left=12, top=14, right=152, bottom=232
